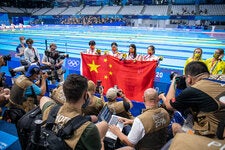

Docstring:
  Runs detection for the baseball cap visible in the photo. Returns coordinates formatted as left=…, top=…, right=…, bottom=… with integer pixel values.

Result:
left=25, top=65, right=40, bottom=77
left=106, top=88, right=117, bottom=100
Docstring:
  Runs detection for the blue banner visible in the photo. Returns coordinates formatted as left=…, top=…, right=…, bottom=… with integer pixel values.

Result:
left=155, top=68, right=183, bottom=83
left=65, top=58, right=81, bottom=71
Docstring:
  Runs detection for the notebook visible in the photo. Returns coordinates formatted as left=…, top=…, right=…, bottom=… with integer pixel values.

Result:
left=98, top=105, right=124, bottom=140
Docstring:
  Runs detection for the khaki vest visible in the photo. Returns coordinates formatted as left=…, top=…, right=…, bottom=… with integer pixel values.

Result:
left=169, top=133, right=225, bottom=150
left=107, top=101, right=133, bottom=119
left=135, top=107, right=170, bottom=150
left=9, top=75, right=33, bottom=105
left=51, top=85, right=66, bottom=104
left=82, top=96, right=103, bottom=116
left=191, top=79, right=225, bottom=137
left=43, top=103, right=92, bottom=149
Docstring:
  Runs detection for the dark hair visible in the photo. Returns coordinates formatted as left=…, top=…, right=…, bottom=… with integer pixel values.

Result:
left=148, top=45, right=155, bottom=54
left=185, top=61, right=209, bottom=76
left=111, top=42, right=118, bottom=47
left=63, top=74, right=88, bottom=103
left=26, top=38, right=34, bottom=44
left=217, top=48, right=224, bottom=55
left=129, top=44, right=137, bottom=58
left=89, top=40, right=96, bottom=46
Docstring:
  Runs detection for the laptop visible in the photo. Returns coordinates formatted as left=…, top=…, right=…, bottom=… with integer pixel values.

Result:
left=98, top=105, right=124, bottom=140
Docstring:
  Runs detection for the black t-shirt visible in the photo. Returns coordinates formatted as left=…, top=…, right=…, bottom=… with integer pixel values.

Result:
left=123, top=101, right=131, bottom=112
left=170, top=87, right=218, bottom=113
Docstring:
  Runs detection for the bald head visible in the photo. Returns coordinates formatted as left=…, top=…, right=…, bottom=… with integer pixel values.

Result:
left=143, top=88, right=158, bottom=102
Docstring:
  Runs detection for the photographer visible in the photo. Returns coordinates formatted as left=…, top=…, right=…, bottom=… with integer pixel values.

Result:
left=42, top=43, right=64, bottom=84
left=106, top=87, right=134, bottom=119
left=159, top=61, right=225, bottom=139
left=24, top=38, right=40, bottom=64
left=7, top=65, right=48, bottom=122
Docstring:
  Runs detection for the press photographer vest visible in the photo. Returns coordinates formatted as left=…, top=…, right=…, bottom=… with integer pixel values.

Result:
left=10, top=75, right=33, bottom=105
left=135, top=107, right=170, bottom=150
left=43, top=103, right=91, bottom=149
left=107, top=101, right=133, bottom=119
left=82, top=96, right=103, bottom=116
left=51, top=85, right=66, bottom=104
left=191, top=79, right=225, bottom=138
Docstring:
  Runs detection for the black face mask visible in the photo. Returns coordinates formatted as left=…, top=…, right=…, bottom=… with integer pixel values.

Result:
left=82, top=93, right=90, bottom=109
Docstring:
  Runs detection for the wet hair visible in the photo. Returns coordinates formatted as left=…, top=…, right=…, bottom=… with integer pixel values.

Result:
left=192, top=48, right=203, bottom=58
left=49, top=43, right=56, bottom=48
left=26, top=38, right=34, bottom=44
left=63, top=74, right=88, bottom=103
left=89, top=40, right=96, bottom=46
left=148, top=45, right=155, bottom=54
left=129, top=44, right=137, bottom=58
left=185, top=61, right=209, bottom=76
left=217, top=48, right=224, bottom=55
left=111, top=42, right=118, bottom=47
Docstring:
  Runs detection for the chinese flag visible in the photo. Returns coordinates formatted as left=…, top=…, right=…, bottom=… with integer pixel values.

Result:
left=81, top=54, right=157, bottom=102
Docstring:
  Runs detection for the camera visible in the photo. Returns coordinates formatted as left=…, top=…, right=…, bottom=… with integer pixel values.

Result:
left=170, top=72, right=187, bottom=90
left=0, top=72, right=6, bottom=87
left=114, top=85, right=122, bottom=97
left=0, top=54, right=11, bottom=66
left=45, top=50, right=69, bottom=60
left=96, top=80, right=103, bottom=94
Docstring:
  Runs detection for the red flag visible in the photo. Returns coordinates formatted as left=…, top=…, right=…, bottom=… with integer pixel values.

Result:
left=81, top=53, right=157, bottom=102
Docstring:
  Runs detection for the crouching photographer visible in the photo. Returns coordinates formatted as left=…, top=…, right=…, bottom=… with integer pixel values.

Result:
left=3, top=65, right=48, bottom=124
left=159, top=61, right=225, bottom=139
left=42, top=43, right=68, bottom=84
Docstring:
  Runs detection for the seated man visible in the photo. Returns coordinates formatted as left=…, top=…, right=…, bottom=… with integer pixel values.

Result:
left=82, top=80, right=104, bottom=116
left=109, top=88, right=170, bottom=149
left=40, top=74, right=107, bottom=149
left=106, top=87, right=133, bottom=119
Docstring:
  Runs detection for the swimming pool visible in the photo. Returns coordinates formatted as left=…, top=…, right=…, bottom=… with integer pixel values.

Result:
left=0, top=25, right=224, bottom=70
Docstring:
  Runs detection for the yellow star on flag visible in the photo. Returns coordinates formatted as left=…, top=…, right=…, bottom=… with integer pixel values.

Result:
left=109, top=71, right=113, bottom=75
left=104, top=75, right=108, bottom=79
left=109, top=64, right=112, bottom=68
left=88, top=60, right=100, bottom=73
left=104, top=58, right=108, bottom=62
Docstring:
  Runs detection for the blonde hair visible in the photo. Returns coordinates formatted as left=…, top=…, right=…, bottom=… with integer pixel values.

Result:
left=88, top=80, right=96, bottom=93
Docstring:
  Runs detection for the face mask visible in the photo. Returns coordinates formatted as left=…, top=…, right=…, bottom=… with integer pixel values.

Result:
left=82, top=94, right=90, bottom=109
left=22, top=40, right=26, bottom=44
left=194, top=53, right=201, bottom=59
left=213, top=53, right=220, bottom=59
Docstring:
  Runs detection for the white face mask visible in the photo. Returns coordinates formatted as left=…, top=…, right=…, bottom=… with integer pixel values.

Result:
left=22, top=40, right=26, bottom=44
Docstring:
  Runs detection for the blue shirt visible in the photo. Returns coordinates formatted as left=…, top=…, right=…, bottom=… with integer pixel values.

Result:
left=24, top=83, right=41, bottom=97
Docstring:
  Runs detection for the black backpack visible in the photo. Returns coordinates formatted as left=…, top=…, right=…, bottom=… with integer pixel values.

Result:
left=17, top=106, right=42, bottom=150
left=26, top=105, right=89, bottom=150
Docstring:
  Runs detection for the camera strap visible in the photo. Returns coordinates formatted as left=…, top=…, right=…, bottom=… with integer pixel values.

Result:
left=204, top=78, right=225, bottom=84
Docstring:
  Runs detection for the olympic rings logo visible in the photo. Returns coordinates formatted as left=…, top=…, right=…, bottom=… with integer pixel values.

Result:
left=67, top=59, right=80, bottom=67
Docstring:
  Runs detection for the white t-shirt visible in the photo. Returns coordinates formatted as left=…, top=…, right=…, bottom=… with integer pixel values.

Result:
left=85, top=48, right=97, bottom=55
left=142, top=54, right=159, bottom=61
left=127, top=117, right=145, bottom=145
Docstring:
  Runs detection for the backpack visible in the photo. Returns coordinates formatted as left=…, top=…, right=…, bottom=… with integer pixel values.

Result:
left=17, top=106, right=42, bottom=150
left=26, top=105, right=89, bottom=150
left=2, top=106, right=26, bottom=124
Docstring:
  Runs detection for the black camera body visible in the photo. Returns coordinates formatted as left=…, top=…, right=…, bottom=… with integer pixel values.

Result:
left=96, top=80, right=103, bottom=94
left=0, top=72, right=6, bottom=87
left=0, top=54, right=11, bottom=66
left=45, top=50, right=69, bottom=60
left=114, top=85, right=122, bottom=97
left=170, top=72, right=187, bottom=90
